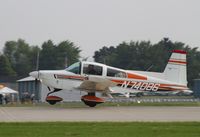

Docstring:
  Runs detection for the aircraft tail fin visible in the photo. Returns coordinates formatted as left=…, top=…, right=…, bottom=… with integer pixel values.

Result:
left=163, top=50, right=187, bottom=86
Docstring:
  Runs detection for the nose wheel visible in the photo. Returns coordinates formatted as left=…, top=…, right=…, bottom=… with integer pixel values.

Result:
left=46, top=87, right=62, bottom=105
left=48, top=100, right=57, bottom=105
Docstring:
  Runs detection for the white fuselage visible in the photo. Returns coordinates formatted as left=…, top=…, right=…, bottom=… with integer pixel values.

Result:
left=30, top=61, right=189, bottom=95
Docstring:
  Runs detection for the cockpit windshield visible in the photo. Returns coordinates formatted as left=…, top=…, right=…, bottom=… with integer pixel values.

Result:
left=66, top=62, right=81, bottom=74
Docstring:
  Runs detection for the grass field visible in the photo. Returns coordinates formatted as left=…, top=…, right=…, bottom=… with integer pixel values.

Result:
left=0, top=122, right=200, bottom=137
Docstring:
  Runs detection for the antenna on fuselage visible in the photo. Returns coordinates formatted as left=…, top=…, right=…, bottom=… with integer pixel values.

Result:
left=146, top=65, right=153, bottom=71
left=82, top=56, right=89, bottom=61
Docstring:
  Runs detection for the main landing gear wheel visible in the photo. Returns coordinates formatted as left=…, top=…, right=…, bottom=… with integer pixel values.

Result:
left=82, top=101, right=97, bottom=107
left=46, top=87, right=63, bottom=105
left=81, top=93, right=105, bottom=107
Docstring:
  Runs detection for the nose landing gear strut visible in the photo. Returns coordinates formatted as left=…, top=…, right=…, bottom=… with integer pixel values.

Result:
left=46, top=88, right=63, bottom=105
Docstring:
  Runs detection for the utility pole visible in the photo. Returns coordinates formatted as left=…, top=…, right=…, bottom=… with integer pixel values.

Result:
left=36, top=51, right=40, bottom=71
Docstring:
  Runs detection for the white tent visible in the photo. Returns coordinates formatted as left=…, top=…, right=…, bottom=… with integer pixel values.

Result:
left=0, top=87, right=18, bottom=94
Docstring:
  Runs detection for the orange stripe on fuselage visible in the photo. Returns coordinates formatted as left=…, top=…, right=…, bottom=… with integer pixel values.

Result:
left=111, top=79, right=125, bottom=84
left=57, top=75, right=85, bottom=80
left=160, top=83, right=187, bottom=88
left=127, top=73, right=147, bottom=80
left=159, top=84, right=188, bottom=91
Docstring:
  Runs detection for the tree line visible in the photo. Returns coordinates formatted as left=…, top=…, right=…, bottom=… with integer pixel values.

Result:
left=93, top=38, right=200, bottom=87
left=0, top=39, right=81, bottom=80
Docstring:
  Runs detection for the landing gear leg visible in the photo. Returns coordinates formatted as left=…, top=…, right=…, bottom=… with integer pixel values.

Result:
left=88, top=92, right=95, bottom=96
left=47, top=87, right=62, bottom=96
left=46, top=87, right=62, bottom=105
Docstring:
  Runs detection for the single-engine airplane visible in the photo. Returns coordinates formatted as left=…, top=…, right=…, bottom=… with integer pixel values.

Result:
left=30, top=50, right=191, bottom=107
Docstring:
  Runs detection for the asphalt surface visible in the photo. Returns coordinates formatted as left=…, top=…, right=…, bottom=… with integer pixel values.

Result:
left=0, top=106, right=200, bottom=122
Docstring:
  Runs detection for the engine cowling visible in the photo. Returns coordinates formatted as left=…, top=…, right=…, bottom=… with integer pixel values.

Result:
left=81, top=95, right=105, bottom=107
left=46, top=96, right=63, bottom=105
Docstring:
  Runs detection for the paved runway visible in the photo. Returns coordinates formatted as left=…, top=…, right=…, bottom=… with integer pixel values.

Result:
left=0, top=106, right=200, bottom=122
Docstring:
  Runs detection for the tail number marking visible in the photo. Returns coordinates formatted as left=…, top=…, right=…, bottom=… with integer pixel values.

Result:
left=121, top=81, right=160, bottom=91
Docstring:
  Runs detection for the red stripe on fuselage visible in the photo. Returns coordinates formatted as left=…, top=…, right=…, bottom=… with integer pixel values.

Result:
left=57, top=75, right=85, bottom=80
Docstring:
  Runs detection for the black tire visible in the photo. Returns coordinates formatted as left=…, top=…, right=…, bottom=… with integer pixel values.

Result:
left=48, top=100, right=57, bottom=105
left=88, top=103, right=96, bottom=107
left=84, top=101, right=97, bottom=107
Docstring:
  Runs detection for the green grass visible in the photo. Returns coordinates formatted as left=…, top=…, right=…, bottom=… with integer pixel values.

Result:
left=0, top=122, right=200, bottom=137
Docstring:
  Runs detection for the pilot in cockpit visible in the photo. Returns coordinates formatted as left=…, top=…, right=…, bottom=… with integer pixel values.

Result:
left=87, top=64, right=97, bottom=75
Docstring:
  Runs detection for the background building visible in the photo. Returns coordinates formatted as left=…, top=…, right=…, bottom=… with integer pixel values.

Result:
left=193, top=79, right=200, bottom=98
left=17, top=77, right=41, bottom=102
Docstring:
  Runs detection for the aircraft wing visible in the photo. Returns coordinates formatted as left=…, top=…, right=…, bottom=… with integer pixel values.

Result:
left=79, top=76, right=117, bottom=92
